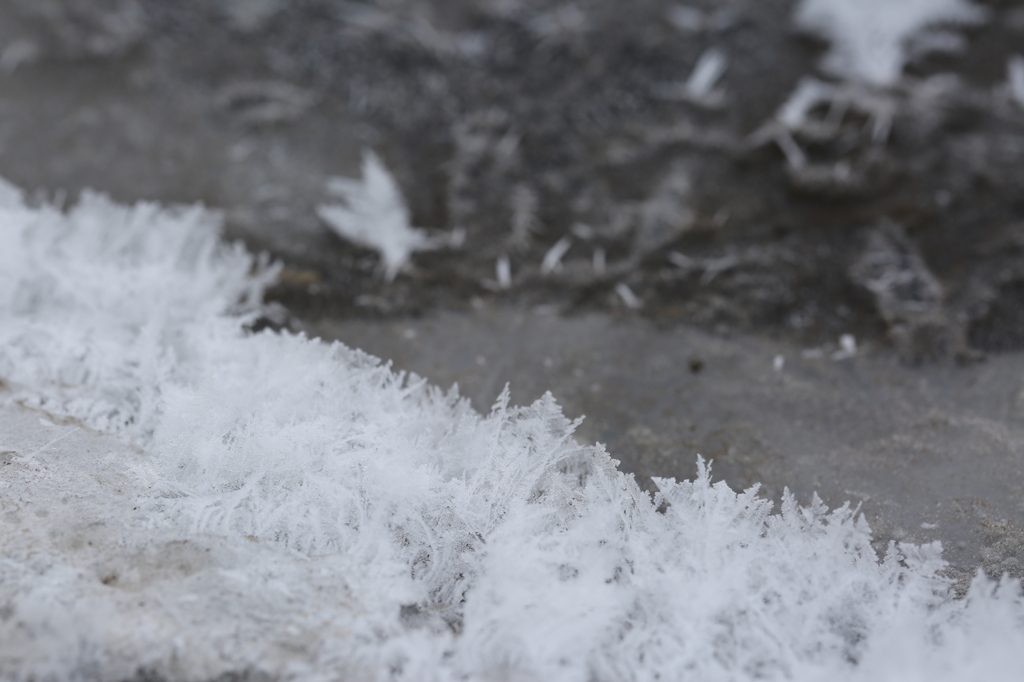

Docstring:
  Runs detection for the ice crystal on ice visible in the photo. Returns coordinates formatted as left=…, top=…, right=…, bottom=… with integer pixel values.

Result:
left=654, top=49, right=728, bottom=107
left=318, top=150, right=434, bottom=281
left=540, top=237, right=572, bottom=274
left=794, top=0, right=988, bottom=84
left=1009, top=55, right=1024, bottom=108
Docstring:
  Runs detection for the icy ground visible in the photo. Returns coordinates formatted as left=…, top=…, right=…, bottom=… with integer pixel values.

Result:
left=4, top=0, right=1024, bottom=355
left=3, top=186, right=1024, bottom=681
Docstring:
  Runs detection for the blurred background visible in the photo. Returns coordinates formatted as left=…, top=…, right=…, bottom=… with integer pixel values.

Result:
left=2, top=0, right=1024, bottom=586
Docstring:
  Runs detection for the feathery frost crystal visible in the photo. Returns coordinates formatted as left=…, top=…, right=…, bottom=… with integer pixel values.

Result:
left=2, top=178, right=1024, bottom=680
left=318, top=150, right=434, bottom=281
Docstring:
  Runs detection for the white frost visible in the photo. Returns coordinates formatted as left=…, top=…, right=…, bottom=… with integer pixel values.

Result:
left=3, top=183, right=1024, bottom=680
left=318, top=150, right=434, bottom=281
left=794, top=0, right=987, bottom=85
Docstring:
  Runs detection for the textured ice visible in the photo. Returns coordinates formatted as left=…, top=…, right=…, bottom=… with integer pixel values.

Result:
left=3, top=179, right=1024, bottom=680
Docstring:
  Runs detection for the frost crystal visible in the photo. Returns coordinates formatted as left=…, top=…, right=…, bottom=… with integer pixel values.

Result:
left=3, top=182, right=1024, bottom=680
left=653, top=49, right=727, bottom=107
left=318, top=150, right=434, bottom=280
left=1010, top=55, right=1024, bottom=108
left=686, top=48, right=728, bottom=100
left=794, top=0, right=988, bottom=85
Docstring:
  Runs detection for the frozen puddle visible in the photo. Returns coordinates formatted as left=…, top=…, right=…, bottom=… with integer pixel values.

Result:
left=3, top=182, right=1024, bottom=680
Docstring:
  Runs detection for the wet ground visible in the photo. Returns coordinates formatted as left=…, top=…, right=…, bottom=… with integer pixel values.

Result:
left=2, top=0, right=1024, bottom=586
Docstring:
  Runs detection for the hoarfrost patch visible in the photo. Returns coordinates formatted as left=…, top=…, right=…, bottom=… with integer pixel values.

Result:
left=2, top=182, right=1024, bottom=679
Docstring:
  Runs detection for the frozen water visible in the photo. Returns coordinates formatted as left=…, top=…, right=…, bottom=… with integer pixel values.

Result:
left=3, top=181, right=1024, bottom=680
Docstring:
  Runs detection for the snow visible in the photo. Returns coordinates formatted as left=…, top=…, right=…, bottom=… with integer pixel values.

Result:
left=3, top=180, right=1024, bottom=680
left=794, top=0, right=987, bottom=85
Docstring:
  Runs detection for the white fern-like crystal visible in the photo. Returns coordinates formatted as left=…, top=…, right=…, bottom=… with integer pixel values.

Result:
left=318, top=150, right=433, bottom=280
